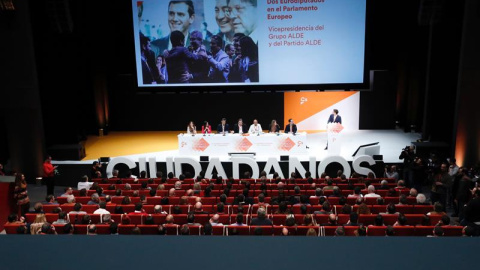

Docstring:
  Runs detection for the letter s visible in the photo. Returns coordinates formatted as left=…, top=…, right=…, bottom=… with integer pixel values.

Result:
left=352, top=155, right=376, bottom=177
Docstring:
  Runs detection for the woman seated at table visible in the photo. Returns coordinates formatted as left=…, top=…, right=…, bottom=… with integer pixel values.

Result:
left=187, top=121, right=197, bottom=134
left=201, top=121, right=212, bottom=134
left=269, top=120, right=281, bottom=133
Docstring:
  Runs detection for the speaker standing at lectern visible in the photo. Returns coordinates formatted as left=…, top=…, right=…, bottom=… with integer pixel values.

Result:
left=325, top=109, right=342, bottom=150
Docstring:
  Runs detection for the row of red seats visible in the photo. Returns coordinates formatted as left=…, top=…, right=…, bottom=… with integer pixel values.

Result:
left=24, top=213, right=443, bottom=227
left=4, top=223, right=463, bottom=236
left=42, top=203, right=434, bottom=215
left=93, top=183, right=399, bottom=191
left=58, top=195, right=416, bottom=206
left=72, top=188, right=409, bottom=197
left=92, top=178, right=397, bottom=185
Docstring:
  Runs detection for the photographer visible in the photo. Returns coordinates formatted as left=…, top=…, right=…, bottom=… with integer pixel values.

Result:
left=399, top=145, right=415, bottom=187
left=384, top=165, right=399, bottom=182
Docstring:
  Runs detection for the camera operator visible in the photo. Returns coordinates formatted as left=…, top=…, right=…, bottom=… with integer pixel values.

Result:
left=399, top=145, right=415, bottom=187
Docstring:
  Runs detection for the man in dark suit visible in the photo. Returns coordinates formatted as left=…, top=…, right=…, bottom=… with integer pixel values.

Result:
left=285, top=118, right=297, bottom=134
left=233, top=118, right=247, bottom=134
left=325, top=109, right=342, bottom=150
left=151, top=1, right=195, bottom=58
left=217, top=118, right=230, bottom=134
left=327, top=109, right=342, bottom=124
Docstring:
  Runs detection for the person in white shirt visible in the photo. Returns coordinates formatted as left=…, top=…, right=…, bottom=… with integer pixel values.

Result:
left=93, top=201, right=110, bottom=215
left=186, top=121, right=197, bottom=135
left=77, top=175, right=93, bottom=191
left=248, top=119, right=262, bottom=134
left=364, top=185, right=381, bottom=198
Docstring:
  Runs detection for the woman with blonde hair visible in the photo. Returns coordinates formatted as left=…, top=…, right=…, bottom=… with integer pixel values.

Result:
left=306, top=228, right=317, bottom=236
left=30, top=214, right=47, bottom=235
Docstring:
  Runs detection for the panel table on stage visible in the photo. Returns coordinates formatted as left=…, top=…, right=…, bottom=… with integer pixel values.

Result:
left=178, top=133, right=308, bottom=155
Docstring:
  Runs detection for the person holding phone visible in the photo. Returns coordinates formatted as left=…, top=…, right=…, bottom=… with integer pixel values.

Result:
left=43, top=156, right=58, bottom=196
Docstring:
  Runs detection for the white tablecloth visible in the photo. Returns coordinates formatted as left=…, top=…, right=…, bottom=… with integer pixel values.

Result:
left=178, top=133, right=308, bottom=155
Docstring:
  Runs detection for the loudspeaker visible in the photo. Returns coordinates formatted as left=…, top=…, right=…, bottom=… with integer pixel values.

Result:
left=280, top=156, right=289, bottom=161
left=99, top=157, right=110, bottom=163
left=200, top=156, right=209, bottom=162
left=48, top=144, right=85, bottom=161
left=373, top=155, right=383, bottom=161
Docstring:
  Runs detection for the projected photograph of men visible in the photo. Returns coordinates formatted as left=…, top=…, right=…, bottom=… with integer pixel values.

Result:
left=137, top=0, right=258, bottom=84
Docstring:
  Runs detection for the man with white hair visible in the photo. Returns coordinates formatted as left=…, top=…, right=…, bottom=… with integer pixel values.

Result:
left=154, top=205, right=168, bottom=214
left=416, top=193, right=429, bottom=205
left=174, top=181, right=182, bottom=190
left=250, top=207, right=272, bottom=226
left=110, top=170, right=119, bottom=179
left=364, top=185, right=381, bottom=198
left=379, top=180, right=390, bottom=190
left=87, top=193, right=100, bottom=205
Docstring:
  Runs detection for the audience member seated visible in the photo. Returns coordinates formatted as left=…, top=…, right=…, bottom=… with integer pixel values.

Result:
left=416, top=193, right=429, bottom=205
left=428, top=226, right=444, bottom=237
left=52, top=212, right=68, bottom=225
left=129, top=202, right=148, bottom=215
left=321, top=214, right=338, bottom=226
left=87, top=224, right=97, bottom=235
left=381, top=203, right=399, bottom=215
left=346, top=212, right=360, bottom=226
left=231, top=213, right=247, bottom=226
left=250, top=208, right=273, bottom=226
left=393, top=213, right=408, bottom=226
left=93, top=201, right=110, bottom=215
left=314, top=202, right=332, bottom=215
left=77, top=175, right=93, bottom=191
left=209, top=214, right=223, bottom=226
left=335, top=226, right=346, bottom=237
left=428, top=202, right=447, bottom=216
left=364, top=185, right=381, bottom=198
left=69, top=203, right=87, bottom=215
left=154, top=205, right=168, bottom=214
left=87, top=193, right=100, bottom=205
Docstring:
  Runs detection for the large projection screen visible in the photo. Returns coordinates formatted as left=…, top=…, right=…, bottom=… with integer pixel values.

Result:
left=133, top=0, right=367, bottom=88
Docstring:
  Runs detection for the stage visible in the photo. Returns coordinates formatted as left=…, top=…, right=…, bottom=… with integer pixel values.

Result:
left=55, top=129, right=421, bottom=164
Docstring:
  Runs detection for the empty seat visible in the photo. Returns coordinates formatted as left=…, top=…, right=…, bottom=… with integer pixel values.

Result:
left=442, top=226, right=463, bottom=236
left=226, top=226, right=250, bottom=235
left=367, top=226, right=387, bottom=236
left=393, top=226, right=415, bottom=236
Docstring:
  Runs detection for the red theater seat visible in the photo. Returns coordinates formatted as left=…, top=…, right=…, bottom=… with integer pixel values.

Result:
left=188, top=225, right=202, bottom=235
left=4, top=224, right=25, bottom=234
left=249, top=226, right=273, bottom=235
left=381, top=214, right=399, bottom=225
left=118, top=225, right=136, bottom=235
left=296, top=226, right=320, bottom=236
left=413, top=205, right=434, bottom=214
left=227, top=226, right=250, bottom=235
left=393, top=226, right=415, bottom=236
left=442, top=226, right=463, bottom=236
left=414, top=226, right=435, bottom=236
left=367, top=226, right=387, bottom=236
left=164, top=225, right=179, bottom=235
left=137, top=225, right=161, bottom=235
left=358, top=215, right=376, bottom=226
left=212, top=225, right=225, bottom=236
